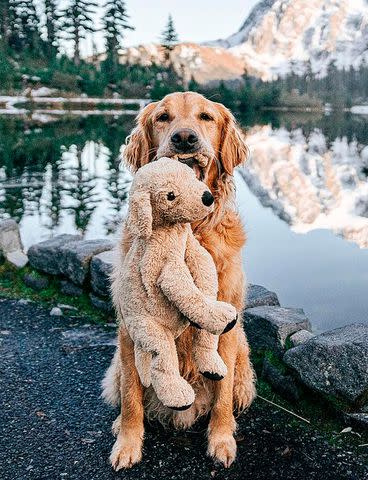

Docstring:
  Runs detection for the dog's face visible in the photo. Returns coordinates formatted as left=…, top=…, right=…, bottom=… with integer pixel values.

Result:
left=153, top=93, right=220, bottom=163
left=127, top=158, right=215, bottom=238
left=124, top=92, right=249, bottom=183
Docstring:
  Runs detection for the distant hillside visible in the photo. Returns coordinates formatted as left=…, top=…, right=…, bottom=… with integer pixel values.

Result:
left=109, top=42, right=246, bottom=85
left=117, top=0, right=368, bottom=83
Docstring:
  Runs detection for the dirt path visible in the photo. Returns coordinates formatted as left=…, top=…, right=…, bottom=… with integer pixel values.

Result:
left=0, top=299, right=366, bottom=480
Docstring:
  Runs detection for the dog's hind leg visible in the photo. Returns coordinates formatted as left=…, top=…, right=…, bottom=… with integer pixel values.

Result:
left=109, top=327, right=145, bottom=471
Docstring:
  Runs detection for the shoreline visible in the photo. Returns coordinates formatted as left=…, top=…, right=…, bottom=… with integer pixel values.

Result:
left=0, top=95, right=367, bottom=117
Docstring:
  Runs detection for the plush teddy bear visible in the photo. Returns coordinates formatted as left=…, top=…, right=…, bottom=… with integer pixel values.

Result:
left=117, top=157, right=238, bottom=411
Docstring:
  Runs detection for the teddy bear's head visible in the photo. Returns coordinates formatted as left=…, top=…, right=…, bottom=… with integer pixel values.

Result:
left=126, top=157, right=214, bottom=238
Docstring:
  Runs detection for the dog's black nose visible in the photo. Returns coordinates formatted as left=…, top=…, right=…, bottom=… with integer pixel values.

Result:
left=202, top=191, right=214, bottom=206
left=171, top=129, right=199, bottom=152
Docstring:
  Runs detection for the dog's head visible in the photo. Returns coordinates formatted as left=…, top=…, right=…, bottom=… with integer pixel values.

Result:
left=126, top=157, right=215, bottom=238
left=124, top=92, right=249, bottom=183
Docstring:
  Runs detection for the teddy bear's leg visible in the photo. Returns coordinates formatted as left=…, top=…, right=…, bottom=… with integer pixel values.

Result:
left=193, top=330, right=228, bottom=381
left=134, top=346, right=152, bottom=388
left=130, top=316, right=195, bottom=410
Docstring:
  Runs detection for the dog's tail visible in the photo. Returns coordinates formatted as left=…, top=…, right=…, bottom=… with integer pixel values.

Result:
left=101, top=347, right=121, bottom=406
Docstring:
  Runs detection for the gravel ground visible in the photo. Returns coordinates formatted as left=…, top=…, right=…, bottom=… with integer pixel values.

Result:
left=0, top=299, right=367, bottom=480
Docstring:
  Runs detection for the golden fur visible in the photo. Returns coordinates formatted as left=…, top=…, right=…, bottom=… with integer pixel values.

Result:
left=102, top=92, right=256, bottom=470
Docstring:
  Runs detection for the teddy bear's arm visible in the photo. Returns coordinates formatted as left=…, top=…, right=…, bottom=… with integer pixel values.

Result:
left=158, top=260, right=237, bottom=335
left=184, top=232, right=218, bottom=298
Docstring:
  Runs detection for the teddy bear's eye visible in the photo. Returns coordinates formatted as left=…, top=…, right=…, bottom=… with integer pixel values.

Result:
left=167, top=191, right=176, bottom=201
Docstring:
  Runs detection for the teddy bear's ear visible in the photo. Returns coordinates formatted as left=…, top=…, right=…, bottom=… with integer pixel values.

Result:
left=126, top=190, right=152, bottom=239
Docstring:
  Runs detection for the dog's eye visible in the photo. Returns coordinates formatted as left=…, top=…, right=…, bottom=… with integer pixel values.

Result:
left=167, top=191, right=176, bottom=201
left=157, top=113, right=170, bottom=122
left=199, top=112, right=213, bottom=121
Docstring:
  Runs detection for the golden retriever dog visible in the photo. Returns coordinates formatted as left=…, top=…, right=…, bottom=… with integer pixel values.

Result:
left=102, top=91, right=256, bottom=470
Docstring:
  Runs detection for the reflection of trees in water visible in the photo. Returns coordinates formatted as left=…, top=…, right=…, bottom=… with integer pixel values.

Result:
left=22, top=169, right=44, bottom=217
left=0, top=186, right=24, bottom=222
left=61, top=145, right=100, bottom=233
left=48, top=160, right=64, bottom=230
left=242, top=111, right=368, bottom=148
left=0, top=115, right=134, bottom=234
left=104, top=151, right=131, bottom=235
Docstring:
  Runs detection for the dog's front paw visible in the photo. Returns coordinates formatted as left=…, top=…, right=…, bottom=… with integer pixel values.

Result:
left=110, top=433, right=143, bottom=470
left=207, top=434, right=237, bottom=468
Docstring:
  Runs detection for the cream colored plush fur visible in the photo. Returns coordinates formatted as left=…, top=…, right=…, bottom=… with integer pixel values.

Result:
left=115, top=157, right=237, bottom=410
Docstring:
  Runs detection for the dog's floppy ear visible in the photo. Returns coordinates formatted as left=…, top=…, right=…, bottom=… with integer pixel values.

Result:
left=217, top=104, right=249, bottom=175
left=126, top=190, right=152, bottom=239
left=124, top=102, right=158, bottom=172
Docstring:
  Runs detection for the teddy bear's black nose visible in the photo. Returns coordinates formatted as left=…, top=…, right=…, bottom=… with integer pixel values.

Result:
left=202, top=191, right=214, bottom=206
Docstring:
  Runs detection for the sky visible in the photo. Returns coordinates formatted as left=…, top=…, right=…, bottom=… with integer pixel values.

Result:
left=78, top=0, right=260, bottom=56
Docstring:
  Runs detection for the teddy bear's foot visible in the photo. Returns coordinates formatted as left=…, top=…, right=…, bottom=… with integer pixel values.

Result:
left=196, top=350, right=228, bottom=381
left=152, top=374, right=195, bottom=411
left=200, top=300, right=238, bottom=335
left=170, top=403, right=192, bottom=411
left=202, top=371, right=224, bottom=381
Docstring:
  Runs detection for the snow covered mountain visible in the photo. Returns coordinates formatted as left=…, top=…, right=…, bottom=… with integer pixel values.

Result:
left=210, top=0, right=368, bottom=79
left=114, top=0, right=368, bottom=83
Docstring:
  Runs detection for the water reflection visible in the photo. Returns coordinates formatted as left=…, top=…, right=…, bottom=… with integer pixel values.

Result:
left=0, top=112, right=367, bottom=251
left=241, top=114, right=368, bottom=249
left=0, top=116, right=134, bottom=248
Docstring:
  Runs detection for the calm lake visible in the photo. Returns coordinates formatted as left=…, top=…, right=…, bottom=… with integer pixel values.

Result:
left=1, top=112, right=367, bottom=332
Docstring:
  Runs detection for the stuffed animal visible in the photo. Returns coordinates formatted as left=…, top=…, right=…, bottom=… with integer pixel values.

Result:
left=117, top=157, right=238, bottom=411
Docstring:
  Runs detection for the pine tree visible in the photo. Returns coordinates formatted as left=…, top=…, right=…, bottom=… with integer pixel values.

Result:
left=7, top=0, right=41, bottom=51
left=160, top=14, right=178, bottom=64
left=45, top=0, right=59, bottom=57
left=18, top=0, right=41, bottom=51
left=59, top=0, right=97, bottom=66
left=103, top=0, right=134, bottom=67
left=0, top=0, right=11, bottom=45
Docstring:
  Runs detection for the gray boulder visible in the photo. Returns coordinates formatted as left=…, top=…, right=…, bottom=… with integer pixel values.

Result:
left=289, top=329, right=315, bottom=347
left=246, top=284, right=280, bottom=309
left=0, top=219, right=28, bottom=268
left=243, top=306, right=311, bottom=355
left=284, top=324, right=368, bottom=408
left=90, top=250, right=115, bottom=297
left=59, top=239, right=113, bottom=285
left=28, top=235, right=82, bottom=275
